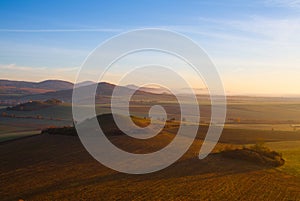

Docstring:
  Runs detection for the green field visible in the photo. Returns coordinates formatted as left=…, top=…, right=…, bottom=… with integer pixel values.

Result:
left=224, top=123, right=295, bottom=131
left=0, top=131, right=40, bottom=142
left=266, top=141, right=300, bottom=177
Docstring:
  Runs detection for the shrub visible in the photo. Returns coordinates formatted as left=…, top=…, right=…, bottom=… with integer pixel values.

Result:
left=220, top=143, right=285, bottom=167
left=41, top=126, right=77, bottom=136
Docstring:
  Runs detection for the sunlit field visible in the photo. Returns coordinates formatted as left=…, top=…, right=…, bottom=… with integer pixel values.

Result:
left=1, top=1, right=300, bottom=199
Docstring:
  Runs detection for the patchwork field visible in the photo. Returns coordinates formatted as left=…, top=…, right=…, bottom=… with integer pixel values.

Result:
left=1, top=96, right=300, bottom=200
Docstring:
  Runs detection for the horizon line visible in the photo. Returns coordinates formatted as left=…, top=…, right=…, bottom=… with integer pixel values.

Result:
left=1, top=78, right=300, bottom=98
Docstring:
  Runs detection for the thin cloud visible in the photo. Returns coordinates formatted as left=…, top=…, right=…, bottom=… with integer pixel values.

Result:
left=55, top=67, right=79, bottom=72
left=0, top=64, right=78, bottom=82
left=185, top=16, right=300, bottom=45
left=264, top=0, right=300, bottom=8
left=0, top=28, right=122, bottom=33
left=0, top=64, right=46, bottom=71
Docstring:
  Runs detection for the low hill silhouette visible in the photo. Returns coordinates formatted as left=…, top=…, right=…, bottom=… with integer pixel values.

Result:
left=0, top=79, right=73, bottom=90
left=41, top=113, right=150, bottom=136
left=0, top=80, right=175, bottom=105
left=7, top=98, right=62, bottom=111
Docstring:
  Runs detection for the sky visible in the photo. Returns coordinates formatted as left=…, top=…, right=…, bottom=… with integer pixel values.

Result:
left=0, top=0, right=300, bottom=96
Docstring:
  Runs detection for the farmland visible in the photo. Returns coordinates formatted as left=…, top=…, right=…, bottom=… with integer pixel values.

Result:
left=1, top=131, right=300, bottom=200
left=1, top=96, right=300, bottom=200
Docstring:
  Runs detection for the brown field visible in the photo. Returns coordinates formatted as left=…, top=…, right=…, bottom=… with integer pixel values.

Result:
left=1, top=125, right=300, bottom=200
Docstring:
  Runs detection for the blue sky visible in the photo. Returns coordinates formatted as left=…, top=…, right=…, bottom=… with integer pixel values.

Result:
left=0, top=0, right=300, bottom=95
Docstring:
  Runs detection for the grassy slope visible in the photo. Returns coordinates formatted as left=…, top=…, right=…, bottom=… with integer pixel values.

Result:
left=0, top=131, right=40, bottom=142
left=1, top=134, right=300, bottom=201
left=266, top=141, right=300, bottom=177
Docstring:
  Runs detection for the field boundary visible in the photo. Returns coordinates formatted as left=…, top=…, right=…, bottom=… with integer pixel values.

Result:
left=0, top=132, right=41, bottom=145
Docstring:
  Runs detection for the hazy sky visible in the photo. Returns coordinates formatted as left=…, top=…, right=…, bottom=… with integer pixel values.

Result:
left=0, top=0, right=300, bottom=95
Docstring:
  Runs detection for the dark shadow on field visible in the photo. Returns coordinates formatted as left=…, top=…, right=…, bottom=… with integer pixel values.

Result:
left=0, top=133, right=281, bottom=201
left=4, top=154, right=271, bottom=201
left=105, top=153, right=271, bottom=182
left=156, top=155, right=259, bottom=177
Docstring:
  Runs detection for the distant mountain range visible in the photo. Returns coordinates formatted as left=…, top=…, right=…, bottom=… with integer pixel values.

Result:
left=125, top=84, right=208, bottom=95
left=0, top=80, right=162, bottom=104
left=0, top=79, right=222, bottom=106
left=125, top=84, right=172, bottom=94
left=0, top=79, right=212, bottom=105
left=0, top=79, right=74, bottom=95
left=1, top=79, right=298, bottom=106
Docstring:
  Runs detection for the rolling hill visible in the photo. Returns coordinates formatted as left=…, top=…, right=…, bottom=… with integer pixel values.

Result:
left=0, top=80, right=74, bottom=105
left=0, top=79, right=175, bottom=105
left=0, top=79, right=74, bottom=95
left=11, top=82, right=159, bottom=103
left=1, top=131, right=300, bottom=200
